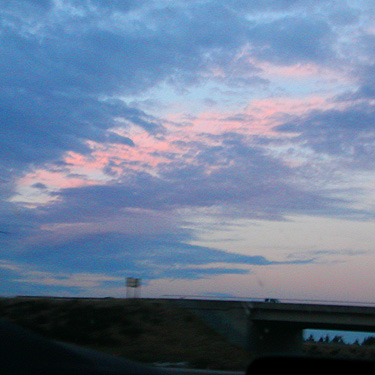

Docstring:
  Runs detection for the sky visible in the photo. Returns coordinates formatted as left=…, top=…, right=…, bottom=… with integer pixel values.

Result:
left=1, top=0, right=375, bottom=303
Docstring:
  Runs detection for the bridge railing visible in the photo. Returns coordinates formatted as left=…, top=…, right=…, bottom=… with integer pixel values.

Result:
left=160, top=295, right=375, bottom=307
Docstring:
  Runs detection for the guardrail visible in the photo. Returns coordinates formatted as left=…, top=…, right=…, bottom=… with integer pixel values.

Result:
left=160, top=295, right=375, bottom=307
left=7, top=294, right=375, bottom=307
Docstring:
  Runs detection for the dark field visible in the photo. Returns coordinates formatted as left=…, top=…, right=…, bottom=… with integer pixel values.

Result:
left=1, top=297, right=375, bottom=370
left=0, top=297, right=250, bottom=370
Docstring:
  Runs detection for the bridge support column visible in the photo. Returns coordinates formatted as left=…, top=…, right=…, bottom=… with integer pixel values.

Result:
left=247, top=321, right=303, bottom=355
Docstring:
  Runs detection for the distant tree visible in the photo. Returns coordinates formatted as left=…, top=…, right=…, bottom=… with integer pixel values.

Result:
left=362, top=336, right=375, bottom=346
left=332, top=335, right=344, bottom=344
left=305, top=334, right=315, bottom=343
left=322, top=334, right=330, bottom=343
left=318, top=335, right=330, bottom=343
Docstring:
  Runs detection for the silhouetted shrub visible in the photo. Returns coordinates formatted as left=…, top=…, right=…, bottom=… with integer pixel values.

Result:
left=362, top=336, right=375, bottom=346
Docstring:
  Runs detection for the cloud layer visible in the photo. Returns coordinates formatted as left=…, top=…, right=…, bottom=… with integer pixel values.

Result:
left=1, top=0, right=375, bottom=297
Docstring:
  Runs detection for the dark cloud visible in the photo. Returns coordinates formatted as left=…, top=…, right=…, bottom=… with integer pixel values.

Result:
left=0, top=92, right=158, bottom=171
left=327, top=7, right=360, bottom=26
left=0, top=0, right=341, bottom=180
left=105, top=132, right=135, bottom=147
left=31, top=183, right=48, bottom=190
left=274, top=103, right=375, bottom=168
left=248, top=15, right=335, bottom=65
left=2, top=0, right=54, bottom=12
left=88, top=0, right=146, bottom=13
left=0, top=231, right=313, bottom=284
left=27, top=131, right=358, bottom=227
left=349, top=63, right=375, bottom=100
left=0, top=0, right=249, bottom=178
left=226, top=0, right=310, bottom=13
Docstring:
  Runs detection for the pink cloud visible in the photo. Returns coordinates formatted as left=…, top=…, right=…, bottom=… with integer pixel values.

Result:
left=166, top=95, right=335, bottom=140
left=11, top=94, right=339, bottom=206
left=262, top=62, right=322, bottom=78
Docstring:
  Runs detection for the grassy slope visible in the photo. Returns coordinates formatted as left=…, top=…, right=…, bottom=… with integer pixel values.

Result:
left=1, top=297, right=375, bottom=370
left=0, top=297, right=250, bottom=370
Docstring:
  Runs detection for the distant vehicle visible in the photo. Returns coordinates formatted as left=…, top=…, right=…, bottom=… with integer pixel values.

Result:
left=264, top=298, right=280, bottom=303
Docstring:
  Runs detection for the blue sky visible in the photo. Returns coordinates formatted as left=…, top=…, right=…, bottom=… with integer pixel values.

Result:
left=1, top=0, right=375, bottom=302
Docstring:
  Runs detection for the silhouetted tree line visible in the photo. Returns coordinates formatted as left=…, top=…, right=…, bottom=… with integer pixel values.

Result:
left=305, top=334, right=375, bottom=346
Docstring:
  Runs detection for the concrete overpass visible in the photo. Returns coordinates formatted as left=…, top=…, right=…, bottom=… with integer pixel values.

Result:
left=170, top=299, right=375, bottom=355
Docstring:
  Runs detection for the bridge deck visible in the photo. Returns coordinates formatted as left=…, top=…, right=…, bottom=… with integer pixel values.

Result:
left=246, top=302, right=375, bottom=332
left=168, top=298, right=375, bottom=333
